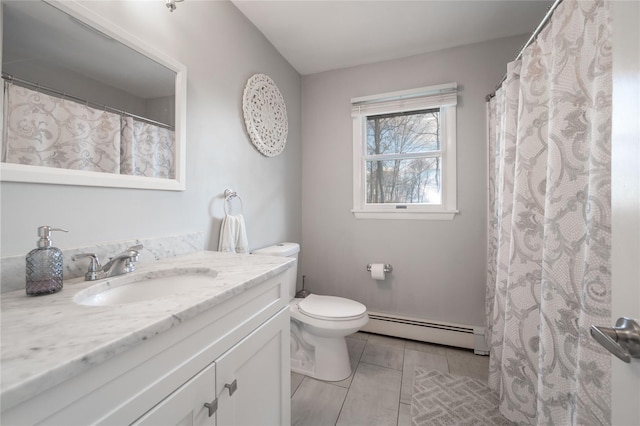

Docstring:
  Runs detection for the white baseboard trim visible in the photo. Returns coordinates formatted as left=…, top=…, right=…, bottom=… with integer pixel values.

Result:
left=361, top=311, right=489, bottom=355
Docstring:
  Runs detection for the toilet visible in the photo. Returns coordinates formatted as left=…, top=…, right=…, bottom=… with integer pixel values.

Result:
left=252, top=242, right=368, bottom=381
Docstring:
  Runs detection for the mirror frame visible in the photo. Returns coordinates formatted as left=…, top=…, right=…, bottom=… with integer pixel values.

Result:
left=0, top=0, right=187, bottom=191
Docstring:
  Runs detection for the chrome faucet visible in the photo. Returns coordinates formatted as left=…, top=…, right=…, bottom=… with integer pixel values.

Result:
left=73, top=244, right=143, bottom=281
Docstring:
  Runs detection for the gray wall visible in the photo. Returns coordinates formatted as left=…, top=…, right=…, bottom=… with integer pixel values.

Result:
left=300, top=35, right=526, bottom=327
left=1, top=1, right=301, bottom=257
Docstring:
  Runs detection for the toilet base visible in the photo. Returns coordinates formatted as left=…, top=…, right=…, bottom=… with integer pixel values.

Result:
left=291, top=333, right=352, bottom=381
left=289, top=299, right=368, bottom=382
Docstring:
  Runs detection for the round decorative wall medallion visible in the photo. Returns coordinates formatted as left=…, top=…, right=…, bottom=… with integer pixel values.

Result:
left=242, top=74, right=288, bottom=157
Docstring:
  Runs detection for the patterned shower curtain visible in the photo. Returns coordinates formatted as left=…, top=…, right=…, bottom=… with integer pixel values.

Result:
left=3, top=82, right=175, bottom=178
left=486, top=0, right=612, bottom=424
left=3, top=83, right=121, bottom=173
left=120, top=116, right=175, bottom=178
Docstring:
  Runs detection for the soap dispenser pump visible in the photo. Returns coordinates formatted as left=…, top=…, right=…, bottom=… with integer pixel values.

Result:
left=26, top=226, right=69, bottom=296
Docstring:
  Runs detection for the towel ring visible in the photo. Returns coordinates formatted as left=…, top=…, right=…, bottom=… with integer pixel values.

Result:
left=224, top=189, right=244, bottom=216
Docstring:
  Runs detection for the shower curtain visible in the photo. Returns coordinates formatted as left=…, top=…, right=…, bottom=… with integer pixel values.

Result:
left=120, top=116, right=175, bottom=178
left=3, top=83, right=121, bottom=173
left=486, top=0, right=612, bottom=424
left=3, top=82, right=175, bottom=178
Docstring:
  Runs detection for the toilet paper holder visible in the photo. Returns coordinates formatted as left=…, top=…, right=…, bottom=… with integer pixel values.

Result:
left=366, top=264, right=393, bottom=273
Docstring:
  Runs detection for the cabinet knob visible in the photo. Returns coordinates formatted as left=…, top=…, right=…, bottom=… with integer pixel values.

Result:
left=225, top=379, right=238, bottom=396
left=204, top=398, right=218, bottom=417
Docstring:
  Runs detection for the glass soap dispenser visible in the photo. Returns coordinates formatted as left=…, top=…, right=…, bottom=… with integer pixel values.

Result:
left=26, top=226, right=69, bottom=296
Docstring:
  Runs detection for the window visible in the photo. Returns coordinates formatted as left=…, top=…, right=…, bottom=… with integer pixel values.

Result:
left=351, top=83, right=458, bottom=220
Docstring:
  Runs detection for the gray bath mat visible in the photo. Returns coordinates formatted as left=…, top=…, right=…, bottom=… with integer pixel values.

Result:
left=410, top=368, right=513, bottom=426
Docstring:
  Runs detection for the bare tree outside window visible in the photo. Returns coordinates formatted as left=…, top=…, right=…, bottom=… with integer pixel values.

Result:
left=365, top=109, right=441, bottom=204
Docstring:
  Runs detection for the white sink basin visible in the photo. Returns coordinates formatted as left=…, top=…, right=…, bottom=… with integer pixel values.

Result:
left=73, top=267, right=219, bottom=306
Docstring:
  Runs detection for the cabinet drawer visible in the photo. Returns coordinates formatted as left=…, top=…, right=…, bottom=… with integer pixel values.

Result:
left=133, top=361, right=216, bottom=426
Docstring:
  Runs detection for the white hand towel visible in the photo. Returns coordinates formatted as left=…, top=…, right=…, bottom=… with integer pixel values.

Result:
left=235, top=214, right=248, bottom=253
left=218, top=215, right=237, bottom=252
left=218, top=214, right=249, bottom=253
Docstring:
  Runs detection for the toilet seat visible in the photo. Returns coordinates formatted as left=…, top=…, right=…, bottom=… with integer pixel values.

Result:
left=298, top=294, right=366, bottom=321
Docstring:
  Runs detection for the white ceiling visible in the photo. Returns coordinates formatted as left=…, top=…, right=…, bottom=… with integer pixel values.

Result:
left=232, top=0, right=552, bottom=75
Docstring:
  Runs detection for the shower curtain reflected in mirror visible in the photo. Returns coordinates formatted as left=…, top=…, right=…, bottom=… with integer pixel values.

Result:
left=2, top=83, right=121, bottom=173
left=2, top=82, right=175, bottom=178
left=120, top=117, right=175, bottom=178
left=486, top=0, right=612, bottom=424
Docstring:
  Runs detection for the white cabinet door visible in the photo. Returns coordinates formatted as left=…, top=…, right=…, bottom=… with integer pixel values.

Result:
left=133, top=361, right=217, bottom=426
left=215, top=308, right=290, bottom=426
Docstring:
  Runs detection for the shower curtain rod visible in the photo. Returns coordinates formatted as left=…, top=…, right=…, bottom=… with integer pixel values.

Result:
left=1, top=73, right=174, bottom=130
left=485, top=0, right=563, bottom=101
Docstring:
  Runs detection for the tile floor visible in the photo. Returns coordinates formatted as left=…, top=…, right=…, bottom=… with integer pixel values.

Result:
left=290, top=332, right=490, bottom=426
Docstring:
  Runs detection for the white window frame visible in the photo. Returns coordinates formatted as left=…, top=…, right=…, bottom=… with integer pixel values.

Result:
left=351, top=83, right=459, bottom=220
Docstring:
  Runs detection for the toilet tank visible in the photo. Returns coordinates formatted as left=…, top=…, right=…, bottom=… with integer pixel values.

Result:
left=252, top=242, right=300, bottom=299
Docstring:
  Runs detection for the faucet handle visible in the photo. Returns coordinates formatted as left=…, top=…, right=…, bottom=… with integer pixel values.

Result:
left=72, top=253, right=101, bottom=281
left=126, top=245, right=142, bottom=270
left=124, top=244, right=142, bottom=262
left=113, top=244, right=143, bottom=259
left=124, top=258, right=137, bottom=273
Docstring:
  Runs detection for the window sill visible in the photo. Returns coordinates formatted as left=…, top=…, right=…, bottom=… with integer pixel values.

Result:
left=351, top=209, right=458, bottom=220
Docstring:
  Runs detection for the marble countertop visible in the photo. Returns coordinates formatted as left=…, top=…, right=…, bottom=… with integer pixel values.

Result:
left=0, top=251, right=294, bottom=411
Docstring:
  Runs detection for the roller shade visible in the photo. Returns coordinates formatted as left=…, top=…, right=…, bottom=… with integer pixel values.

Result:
left=352, top=82, right=457, bottom=117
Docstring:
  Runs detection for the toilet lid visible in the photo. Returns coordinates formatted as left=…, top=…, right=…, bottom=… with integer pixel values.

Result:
left=298, top=294, right=366, bottom=320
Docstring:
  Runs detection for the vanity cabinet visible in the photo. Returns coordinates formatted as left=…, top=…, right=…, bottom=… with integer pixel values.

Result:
left=135, top=309, right=289, bottom=426
left=1, top=269, right=292, bottom=426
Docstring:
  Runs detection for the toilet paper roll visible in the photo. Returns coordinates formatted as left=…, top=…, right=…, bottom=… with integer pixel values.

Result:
left=370, top=263, right=386, bottom=280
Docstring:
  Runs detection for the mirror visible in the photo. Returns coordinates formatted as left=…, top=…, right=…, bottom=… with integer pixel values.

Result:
left=1, top=0, right=187, bottom=190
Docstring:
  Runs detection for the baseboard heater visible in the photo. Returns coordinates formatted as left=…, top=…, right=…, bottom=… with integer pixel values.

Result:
left=361, top=311, right=489, bottom=355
